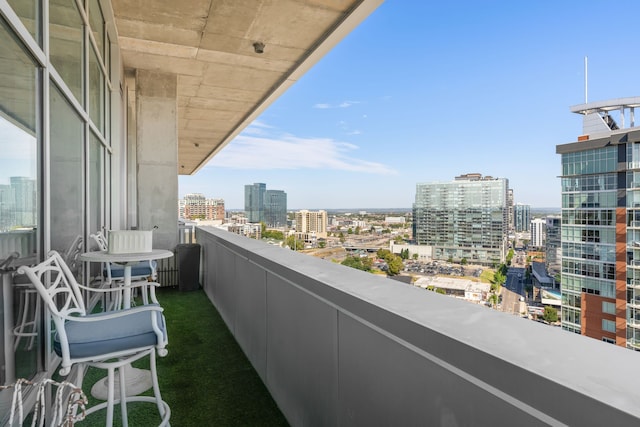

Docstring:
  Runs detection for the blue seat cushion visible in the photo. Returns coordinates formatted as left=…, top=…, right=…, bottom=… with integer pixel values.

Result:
left=104, top=261, right=155, bottom=279
left=54, top=307, right=166, bottom=359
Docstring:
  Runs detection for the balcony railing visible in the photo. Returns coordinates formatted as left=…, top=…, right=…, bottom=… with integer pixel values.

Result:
left=197, top=226, right=640, bottom=425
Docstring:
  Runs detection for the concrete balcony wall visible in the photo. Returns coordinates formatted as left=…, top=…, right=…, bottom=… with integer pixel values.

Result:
left=196, top=226, right=640, bottom=426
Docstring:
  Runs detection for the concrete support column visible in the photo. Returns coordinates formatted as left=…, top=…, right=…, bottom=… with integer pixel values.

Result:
left=135, top=70, right=178, bottom=250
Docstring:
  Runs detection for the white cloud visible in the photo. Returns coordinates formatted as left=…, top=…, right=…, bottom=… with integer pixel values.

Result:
left=208, top=133, right=396, bottom=175
left=313, top=100, right=360, bottom=109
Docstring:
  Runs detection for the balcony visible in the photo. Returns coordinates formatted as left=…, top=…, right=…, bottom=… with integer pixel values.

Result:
left=6, top=225, right=640, bottom=425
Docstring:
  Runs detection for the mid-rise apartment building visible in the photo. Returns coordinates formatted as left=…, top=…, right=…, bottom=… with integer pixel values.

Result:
left=412, top=173, right=509, bottom=265
left=294, top=210, right=327, bottom=238
left=179, top=193, right=225, bottom=220
left=556, top=96, right=640, bottom=349
left=531, top=218, right=546, bottom=248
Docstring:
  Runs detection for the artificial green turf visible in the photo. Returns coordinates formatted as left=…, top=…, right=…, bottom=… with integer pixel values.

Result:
left=78, top=288, right=289, bottom=426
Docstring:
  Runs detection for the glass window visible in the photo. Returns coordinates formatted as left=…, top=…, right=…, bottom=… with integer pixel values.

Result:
left=7, top=0, right=41, bottom=45
left=0, top=15, right=41, bottom=397
left=89, top=132, right=102, bottom=249
left=0, top=15, right=39, bottom=270
left=89, top=45, right=104, bottom=133
left=50, top=83, right=83, bottom=279
left=89, top=0, right=104, bottom=57
left=602, top=319, right=616, bottom=333
left=602, top=301, right=616, bottom=315
left=49, top=0, right=84, bottom=105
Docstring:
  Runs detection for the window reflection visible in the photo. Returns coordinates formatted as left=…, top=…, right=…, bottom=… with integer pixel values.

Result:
left=49, top=0, right=83, bottom=105
left=7, top=0, right=41, bottom=45
left=0, top=16, right=40, bottom=400
left=50, top=84, right=83, bottom=279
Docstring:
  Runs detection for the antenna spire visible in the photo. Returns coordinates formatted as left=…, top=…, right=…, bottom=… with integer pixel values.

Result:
left=584, top=56, right=588, bottom=103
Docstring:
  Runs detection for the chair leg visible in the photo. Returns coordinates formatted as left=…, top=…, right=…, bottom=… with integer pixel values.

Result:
left=149, top=350, right=166, bottom=419
left=119, top=366, right=129, bottom=427
left=106, top=367, right=115, bottom=427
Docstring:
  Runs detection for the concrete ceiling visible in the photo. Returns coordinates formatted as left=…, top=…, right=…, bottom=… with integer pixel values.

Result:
left=111, top=0, right=383, bottom=175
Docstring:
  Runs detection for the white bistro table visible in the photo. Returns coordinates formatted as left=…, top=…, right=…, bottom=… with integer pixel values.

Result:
left=78, top=248, right=173, bottom=399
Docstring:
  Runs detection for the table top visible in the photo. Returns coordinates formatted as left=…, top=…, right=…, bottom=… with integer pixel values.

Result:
left=79, top=249, right=174, bottom=264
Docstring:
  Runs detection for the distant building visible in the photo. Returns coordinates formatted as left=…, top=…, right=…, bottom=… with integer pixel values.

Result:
left=413, top=276, right=491, bottom=303
left=265, top=190, right=287, bottom=228
left=413, top=173, right=509, bottom=265
left=514, top=203, right=530, bottom=232
left=530, top=218, right=545, bottom=248
left=244, top=183, right=287, bottom=226
left=507, top=189, right=514, bottom=232
left=556, top=96, right=640, bottom=348
left=295, top=210, right=327, bottom=238
left=0, top=177, right=37, bottom=231
left=244, top=183, right=266, bottom=223
left=545, top=216, right=561, bottom=277
left=385, top=216, right=406, bottom=224
left=179, top=193, right=225, bottom=220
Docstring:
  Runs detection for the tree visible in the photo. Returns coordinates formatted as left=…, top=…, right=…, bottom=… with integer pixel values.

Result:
left=347, top=227, right=353, bottom=235
left=318, top=240, right=326, bottom=248
left=412, top=253, right=418, bottom=261
left=543, top=306, right=558, bottom=323
left=286, top=235, right=302, bottom=251
left=461, top=258, right=467, bottom=265
left=355, top=226, right=361, bottom=235
left=339, top=233, right=346, bottom=244
left=506, top=249, right=514, bottom=266
left=263, top=229, right=284, bottom=240
left=375, top=248, right=403, bottom=276
left=487, top=293, right=499, bottom=308
left=387, top=255, right=404, bottom=276
left=341, top=256, right=372, bottom=272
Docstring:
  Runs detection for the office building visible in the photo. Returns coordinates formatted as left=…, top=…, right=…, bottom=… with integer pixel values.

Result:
left=412, top=173, right=509, bottom=265
left=265, top=190, right=287, bottom=228
left=514, top=203, right=531, bottom=232
left=556, top=96, right=640, bottom=348
left=244, top=184, right=287, bottom=226
left=295, top=210, right=328, bottom=239
left=245, top=183, right=266, bottom=223
left=531, top=218, right=546, bottom=248
left=545, top=216, right=561, bottom=278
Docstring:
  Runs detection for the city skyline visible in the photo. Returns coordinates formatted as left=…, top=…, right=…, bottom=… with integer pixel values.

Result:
left=179, top=1, right=640, bottom=210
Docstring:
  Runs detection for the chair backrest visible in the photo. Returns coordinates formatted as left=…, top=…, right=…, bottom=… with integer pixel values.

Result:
left=90, top=232, right=108, bottom=251
left=17, top=251, right=87, bottom=319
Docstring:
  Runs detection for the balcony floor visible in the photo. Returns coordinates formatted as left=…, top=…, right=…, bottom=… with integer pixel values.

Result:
left=79, top=287, right=289, bottom=426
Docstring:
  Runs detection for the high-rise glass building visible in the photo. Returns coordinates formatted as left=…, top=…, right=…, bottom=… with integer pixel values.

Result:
left=244, top=183, right=287, bottom=226
left=412, top=173, right=509, bottom=265
left=245, top=183, right=266, bottom=223
left=557, top=96, right=640, bottom=348
left=545, top=216, right=561, bottom=278
left=514, top=203, right=531, bottom=232
left=265, top=190, right=287, bottom=228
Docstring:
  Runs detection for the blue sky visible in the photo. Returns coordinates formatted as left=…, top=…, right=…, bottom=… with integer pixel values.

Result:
left=179, top=1, right=640, bottom=210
